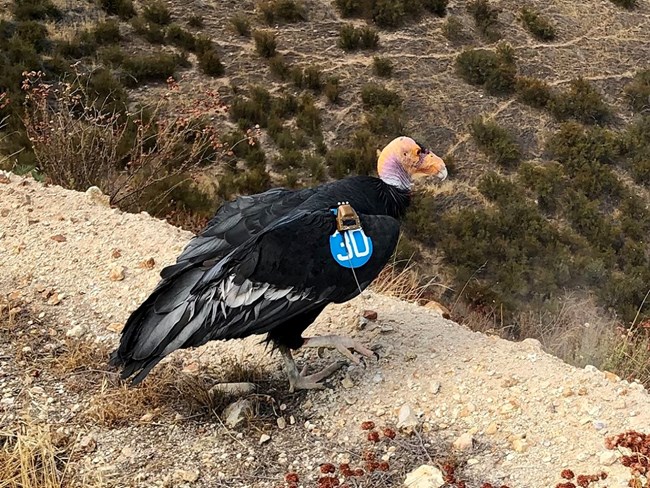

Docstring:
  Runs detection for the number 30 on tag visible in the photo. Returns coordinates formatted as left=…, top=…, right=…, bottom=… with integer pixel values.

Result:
left=329, top=229, right=373, bottom=268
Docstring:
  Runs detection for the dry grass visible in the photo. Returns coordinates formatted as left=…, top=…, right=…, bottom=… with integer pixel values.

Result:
left=372, top=259, right=447, bottom=303
left=0, top=426, right=74, bottom=488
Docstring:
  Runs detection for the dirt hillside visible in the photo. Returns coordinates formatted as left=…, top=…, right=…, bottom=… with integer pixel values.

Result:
left=1, top=172, right=649, bottom=488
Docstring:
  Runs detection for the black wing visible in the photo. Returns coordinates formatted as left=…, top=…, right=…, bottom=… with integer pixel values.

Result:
left=160, top=187, right=313, bottom=280
left=112, top=209, right=400, bottom=383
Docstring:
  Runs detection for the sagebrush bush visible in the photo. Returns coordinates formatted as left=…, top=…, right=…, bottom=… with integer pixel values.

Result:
left=292, top=65, right=323, bottom=92
left=361, top=83, right=401, bottom=108
left=166, top=24, right=198, bottom=51
left=621, top=115, right=650, bottom=186
left=455, top=45, right=516, bottom=95
left=230, top=87, right=272, bottom=128
left=268, top=55, right=290, bottom=79
left=57, top=31, right=98, bottom=58
left=338, top=24, right=379, bottom=50
left=515, top=77, right=553, bottom=108
left=364, top=105, right=404, bottom=137
left=230, top=14, right=251, bottom=36
left=518, top=162, right=565, bottom=213
left=259, top=0, right=307, bottom=24
left=549, top=78, right=611, bottom=124
left=422, top=0, right=448, bottom=16
left=324, top=77, right=342, bottom=103
left=271, top=93, right=298, bottom=118
left=120, top=52, right=183, bottom=87
left=93, top=20, right=122, bottom=44
left=467, top=0, right=501, bottom=42
left=442, top=16, right=465, bottom=43
left=253, top=30, right=277, bottom=58
left=296, top=95, right=321, bottom=135
left=624, top=69, right=650, bottom=113
left=187, top=14, right=204, bottom=28
left=478, top=171, right=525, bottom=207
left=470, top=117, right=521, bottom=167
left=520, top=7, right=556, bottom=41
left=142, top=1, right=172, bottom=25
left=609, top=0, right=636, bottom=9
left=131, top=17, right=166, bottom=43
left=100, top=0, right=136, bottom=19
left=198, top=48, right=225, bottom=77
left=333, top=0, right=421, bottom=28
left=14, top=20, right=50, bottom=53
left=358, top=26, right=379, bottom=48
left=373, top=56, right=393, bottom=77
left=13, top=0, right=62, bottom=20
left=273, top=149, right=303, bottom=169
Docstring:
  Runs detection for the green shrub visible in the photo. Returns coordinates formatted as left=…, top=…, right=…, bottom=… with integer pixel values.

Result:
left=359, top=26, right=379, bottom=48
left=333, top=0, right=421, bottom=28
left=455, top=45, right=516, bottom=95
left=339, top=24, right=360, bottom=50
left=609, top=0, right=636, bottom=9
left=305, top=153, right=326, bottom=182
left=470, top=117, right=521, bottom=167
left=230, top=87, right=272, bottom=128
left=93, top=19, right=122, bottom=44
left=442, top=16, right=465, bottom=43
left=292, top=65, right=323, bottom=92
left=187, top=14, right=204, bottom=28
left=518, top=162, right=565, bottom=213
left=268, top=55, right=290, bottom=79
left=253, top=30, right=277, bottom=58
left=564, top=191, right=620, bottom=251
left=324, top=77, right=342, bottom=103
left=57, top=31, right=98, bottom=58
left=131, top=17, right=166, bottom=43
left=624, top=69, right=650, bottom=113
left=296, top=95, right=321, bottom=135
left=373, top=56, right=393, bottom=77
left=99, top=45, right=126, bottom=65
left=327, top=147, right=358, bottom=178
left=120, top=52, right=182, bottom=87
left=422, top=0, right=448, bottom=16
left=361, top=83, right=401, bottom=108
left=549, top=78, right=611, bottom=124
left=619, top=195, right=650, bottom=241
left=621, top=115, right=650, bottom=186
left=520, top=7, right=555, bottom=41
left=14, top=20, right=50, bottom=53
left=515, top=77, right=553, bottom=108
left=100, top=0, right=136, bottom=19
left=467, top=0, right=501, bottom=42
left=142, top=1, right=172, bottom=25
left=166, top=24, right=198, bottom=51
left=478, top=171, right=525, bottom=207
left=373, top=0, right=406, bottom=28
left=230, top=14, right=251, bottom=36
left=83, top=68, right=128, bottom=114
left=364, top=105, right=404, bottom=137
left=13, top=0, right=61, bottom=20
left=274, top=149, right=303, bottom=169
left=259, top=0, right=307, bottom=24
left=198, top=48, right=225, bottom=76
left=271, top=93, right=298, bottom=118
left=334, top=0, right=365, bottom=17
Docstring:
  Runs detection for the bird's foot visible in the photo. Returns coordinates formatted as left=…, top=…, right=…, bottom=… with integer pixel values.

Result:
left=286, top=361, right=346, bottom=392
left=303, top=334, right=375, bottom=364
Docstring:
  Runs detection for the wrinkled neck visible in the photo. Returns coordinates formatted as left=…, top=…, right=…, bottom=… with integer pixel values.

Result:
left=378, top=156, right=412, bottom=191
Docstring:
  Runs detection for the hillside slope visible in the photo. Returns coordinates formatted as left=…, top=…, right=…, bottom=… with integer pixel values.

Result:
left=2, top=173, right=650, bottom=487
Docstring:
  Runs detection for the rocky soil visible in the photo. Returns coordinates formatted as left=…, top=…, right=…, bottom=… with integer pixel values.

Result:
left=1, top=171, right=649, bottom=488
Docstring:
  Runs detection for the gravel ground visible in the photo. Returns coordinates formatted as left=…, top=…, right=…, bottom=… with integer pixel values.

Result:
left=1, top=172, right=649, bottom=488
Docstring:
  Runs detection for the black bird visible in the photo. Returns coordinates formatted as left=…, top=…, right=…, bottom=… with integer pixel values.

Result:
left=111, top=136, right=447, bottom=391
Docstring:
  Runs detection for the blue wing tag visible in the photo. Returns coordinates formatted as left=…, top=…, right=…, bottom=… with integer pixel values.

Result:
left=329, top=208, right=373, bottom=268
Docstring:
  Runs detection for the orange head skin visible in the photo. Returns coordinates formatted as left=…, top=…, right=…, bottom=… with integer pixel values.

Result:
left=377, top=136, right=447, bottom=190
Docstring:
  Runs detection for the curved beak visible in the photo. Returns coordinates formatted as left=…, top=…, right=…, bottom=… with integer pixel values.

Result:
left=416, top=152, right=447, bottom=181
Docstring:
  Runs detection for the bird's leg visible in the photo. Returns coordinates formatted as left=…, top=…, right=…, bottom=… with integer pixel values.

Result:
left=279, top=346, right=345, bottom=393
left=302, top=335, right=375, bottom=364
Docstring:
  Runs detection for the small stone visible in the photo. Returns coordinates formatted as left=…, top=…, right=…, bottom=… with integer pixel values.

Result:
left=593, top=420, right=606, bottom=430
left=277, top=417, right=286, bottom=429
left=403, top=465, right=445, bottom=488
left=363, top=310, right=378, bottom=321
left=259, top=434, right=271, bottom=445
left=79, top=434, right=97, bottom=452
left=174, top=469, right=200, bottom=483
left=86, top=186, right=110, bottom=207
left=485, top=422, right=499, bottom=435
left=107, top=322, right=124, bottom=333
left=584, top=365, right=598, bottom=373
left=0, top=173, right=10, bottom=184
left=604, top=371, right=620, bottom=382
left=138, top=257, right=155, bottom=270
left=109, top=266, right=125, bottom=281
left=511, top=438, right=529, bottom=453
left=22, top=346, right=32, bottom=353
left=111, top=249, right=122, bottom=259
left=223, top=398, right=254, bottom=428
left=140, top=413, right=154, bottom=422
left=47, top=293, right=61, bottom=306
left=397, top=404, right=418, bottom=429
left=562, top=387, right=574, bottom=397
left=50, top=234, right=66, bottom=243
left=121, top=446, right=134, bottom=458
left=501, top=376, right=519, bottom=388
left=452, top=433, right=473, bottom=451
left=599, top=450, right=617, bottom=466
left=341, top=374, right=354, bottom=389
left=66, top=324, right=87, bottom=338
left=210, top=382, right=256, bottom=397
left=372, top=373, right=383, bottom=383
left=577, top=387, right=588, bottom=396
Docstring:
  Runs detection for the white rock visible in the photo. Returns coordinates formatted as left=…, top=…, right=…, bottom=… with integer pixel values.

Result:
left=453, top=433, right=474, bottom=451
left=403, top=465, right=445, bottom=488
left=599, top=450, right=617, bottom=465
left=429, top=382, right=441, bottom=394
left=66, top=324, right=87, bottom=338
left=209, top=382, right=256, bottom=396
left=223, top=398, right=253, bottom=428
left=397, top=404, right=418, bottom=429
left=277, top=417, right=286, bottom=429
left=86, top=186, right=110, bottom=207
left=259, top=433, right=271, bottom=445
